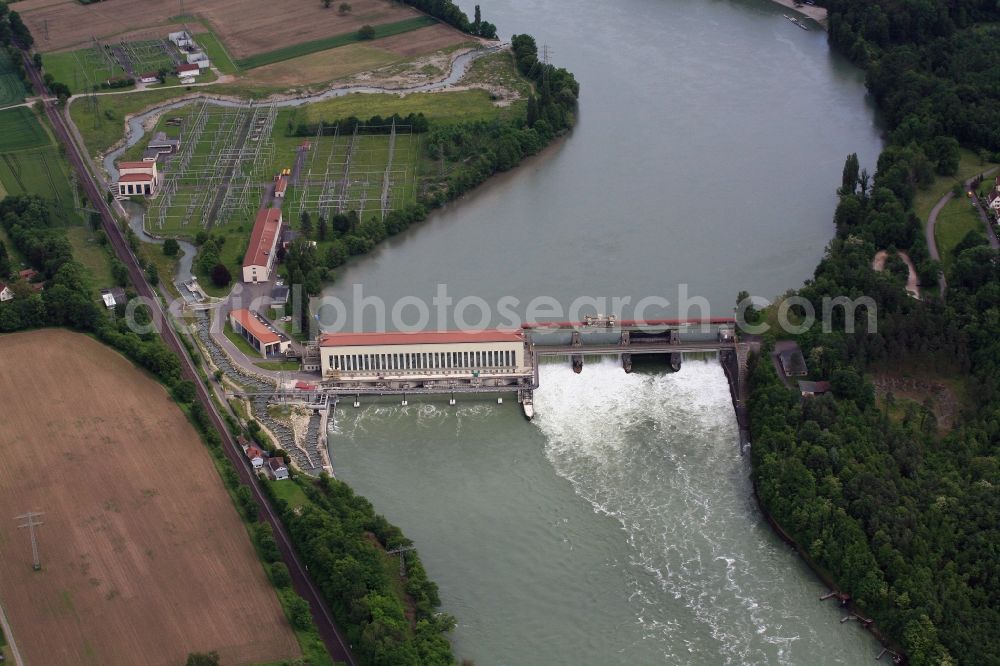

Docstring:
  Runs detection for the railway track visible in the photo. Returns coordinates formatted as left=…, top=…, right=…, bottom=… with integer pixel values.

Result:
left=18, top=50, right=358, bottom=666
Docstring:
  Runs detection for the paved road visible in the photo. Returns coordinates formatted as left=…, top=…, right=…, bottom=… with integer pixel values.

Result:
left=19, top=51, right=358, bottom=666
left=926, top=167, right=1000, bottom=299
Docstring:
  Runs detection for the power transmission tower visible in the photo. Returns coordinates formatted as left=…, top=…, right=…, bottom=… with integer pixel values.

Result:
left=43, top=19, right=49, bottom=42
left=542, top=44, right=551, bottom=65
left=387, top=545, right=416, bottom=577
left=15, top=511, right=44, bottom=571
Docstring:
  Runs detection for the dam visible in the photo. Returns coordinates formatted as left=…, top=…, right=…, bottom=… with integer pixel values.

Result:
left=233, top=318, right=752, bottom=449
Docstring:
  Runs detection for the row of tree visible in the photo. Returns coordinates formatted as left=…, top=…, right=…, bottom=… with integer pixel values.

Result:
left=0, top=1, right=32, bottom=50
left=398, top=0, right=495, bottom=39
left=288, top=112, right=431, bottom=137
left=261, top=474, right=456, bottom=665
left=748, top=3, right=1000, bottom=664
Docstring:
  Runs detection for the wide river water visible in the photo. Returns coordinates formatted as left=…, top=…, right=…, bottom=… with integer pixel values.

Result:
left=328, top=0, right=884, bottom=663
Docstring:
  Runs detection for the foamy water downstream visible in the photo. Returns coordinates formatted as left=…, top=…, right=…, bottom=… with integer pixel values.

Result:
left=331, top=361, right=880, bottom=663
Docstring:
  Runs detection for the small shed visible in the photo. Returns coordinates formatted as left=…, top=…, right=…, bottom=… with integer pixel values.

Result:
left=778, top=348, right=808, bottom=377
left=798, top=380, right=830, bottom=397
left=271, top=284, right=289, bottom=308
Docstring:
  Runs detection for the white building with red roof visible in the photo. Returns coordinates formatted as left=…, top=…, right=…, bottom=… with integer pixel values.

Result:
left=987, top=190, right=1000, bottom=212
left=274, top=175, right=288, bottom=198
left=176, top=63, right=201, bottom=78
left=242, top=208, right=283, bottom=283
left=116, top=161, right=158, bottom=197
left=245, top=445, right=265, bottom=470
left=229, top=308, right=291, bottom=357
left=318, top=329, right=530, bottom=380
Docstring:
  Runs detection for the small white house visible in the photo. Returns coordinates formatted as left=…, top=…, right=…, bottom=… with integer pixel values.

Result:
left=168, top=31, right=193, bottom=47
left=246, top=446, right=265, bottom=470
left=987, top=191, right=1000, bottom=212
left=0, top=282, right=13, bottom=302
left=177, top=63, right=201, bottom=78
left=268, top=456, right=289, bottom=481
left=116, top=161, right=159, bottom=197
left=138, top=72, right=159, bottom=84
left=185, top=52, right=210, bottom=68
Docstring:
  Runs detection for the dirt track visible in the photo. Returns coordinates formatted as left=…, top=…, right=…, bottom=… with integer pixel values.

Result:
left=0, top=329, right=300, bottom=666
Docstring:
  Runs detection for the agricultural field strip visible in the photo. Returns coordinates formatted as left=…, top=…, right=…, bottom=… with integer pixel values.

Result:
left=19, top=0, right=426, bottom=59
left=234, top=16, right=437, bottom=70
left=0, top=107, right=79, bottom=222
left=0, top=50, right=27, bottom=107
left=0, top=331, right=299, bottom=665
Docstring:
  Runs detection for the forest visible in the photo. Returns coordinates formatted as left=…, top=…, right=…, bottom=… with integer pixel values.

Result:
left=261, top=474, right=456, bottom=665
left=748, top=1, right=1000, bottom=664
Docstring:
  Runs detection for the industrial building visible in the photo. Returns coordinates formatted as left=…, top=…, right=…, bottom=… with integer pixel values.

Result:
left=242, top=208, right=283, bottom=283
left=229, top=308, right=290, bottom=357
left=116, top=161, right=159, bottom=197
left=318, top=330, right=531, bottom=380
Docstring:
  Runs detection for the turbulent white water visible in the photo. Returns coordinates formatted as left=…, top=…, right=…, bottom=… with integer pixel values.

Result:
left=331, top=360, right=880, bottom=664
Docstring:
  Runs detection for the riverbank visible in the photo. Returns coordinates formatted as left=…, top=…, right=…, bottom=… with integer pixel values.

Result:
left=767, top=0, right=828, bottom=25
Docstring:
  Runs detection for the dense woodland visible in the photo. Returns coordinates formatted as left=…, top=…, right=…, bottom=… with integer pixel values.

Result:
left=749, top=2, right=1000, bottom=664
left=262, top=475, right=455, bottom=665
left=401, top=0, right=496, bottom=39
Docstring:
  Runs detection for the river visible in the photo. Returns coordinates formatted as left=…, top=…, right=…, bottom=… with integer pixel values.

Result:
left=327, top=0, right=885, bottom=663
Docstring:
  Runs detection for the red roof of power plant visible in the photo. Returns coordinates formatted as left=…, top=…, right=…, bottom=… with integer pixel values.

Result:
left=230, top=309, right=280, bottom=344
left=177, top=63, right=200, bottom=73
left=118, top=173, right=154, bottom=182
left=118, top=161, right=154, bottom=170
left=243, top=209, right=282, bottom=268
left=319, top=330, right=524, bottom=347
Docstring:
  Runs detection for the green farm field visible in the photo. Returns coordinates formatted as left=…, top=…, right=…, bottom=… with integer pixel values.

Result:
left=236, top=16, right=436, bottom=70
left=0, top=107, right=50, bottom=151
left=289, top=88, right=518, bottom=125
left=66, top=225, right=115, bottom=289
left=0, top=49, right=28, bottom=107
left=194, top=31, right=239, bottom=75
left=0, top=146, right=81, bottom=223
left=935, top=196, right=988, bottom=272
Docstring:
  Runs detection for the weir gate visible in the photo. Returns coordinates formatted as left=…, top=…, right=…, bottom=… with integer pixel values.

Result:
left=230, top=318, right=753, bottom=452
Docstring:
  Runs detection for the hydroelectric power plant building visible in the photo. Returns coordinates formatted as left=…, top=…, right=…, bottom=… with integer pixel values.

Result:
left=318, top=330, right=533, bottom=388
